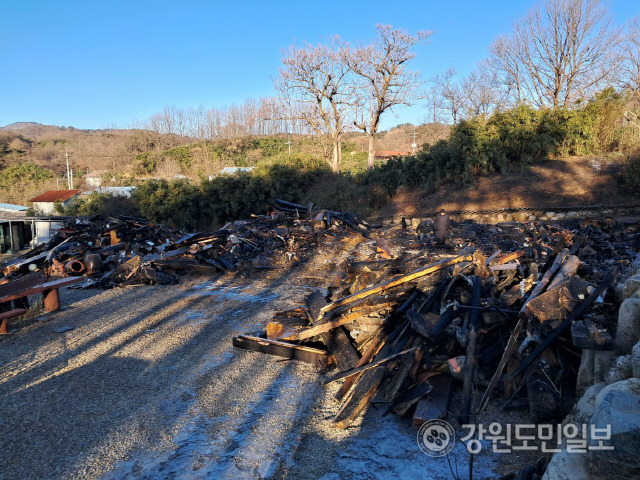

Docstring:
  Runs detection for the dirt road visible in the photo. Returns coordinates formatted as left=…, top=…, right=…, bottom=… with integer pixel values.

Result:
left=0, top=274, right=496, bottom=480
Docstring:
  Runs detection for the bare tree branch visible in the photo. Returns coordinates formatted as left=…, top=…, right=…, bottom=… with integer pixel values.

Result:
left=349, top=25, right=431, bottom=169
left=487, top=0, right=622, bottom=108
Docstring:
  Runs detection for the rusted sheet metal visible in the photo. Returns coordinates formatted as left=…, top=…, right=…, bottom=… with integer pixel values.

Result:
left=0, top=277, right=84, bottom=304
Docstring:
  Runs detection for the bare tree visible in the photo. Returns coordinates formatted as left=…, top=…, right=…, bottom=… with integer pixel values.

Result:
left=620, top=16, right=640, bottom=94
left=423, top=87, right=445, bottom=124
left=460, top=69, right=503, bottom=117
left=349, top=25, right=431, bottom=169
left=432, top=68, right=466, bottom=123
left=276, top=38, right=355, bottom=172
left=486, top=34, right=525, bottom=107
left=487, top=0, right=621, bottom=108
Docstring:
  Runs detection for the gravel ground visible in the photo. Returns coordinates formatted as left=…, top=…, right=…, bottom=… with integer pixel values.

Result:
left=0, top=248, right=500, bottom=479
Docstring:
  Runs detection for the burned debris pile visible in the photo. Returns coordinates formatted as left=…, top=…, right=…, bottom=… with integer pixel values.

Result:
left=1, top=200, right=373, bottom=290
left=234, top=216, right=640, bottom=430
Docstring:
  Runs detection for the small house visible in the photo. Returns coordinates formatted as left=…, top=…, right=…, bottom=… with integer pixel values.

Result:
left=29, top=190, right=81, bottom=215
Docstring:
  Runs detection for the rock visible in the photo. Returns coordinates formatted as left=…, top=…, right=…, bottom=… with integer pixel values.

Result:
left=622, top=275, right=640, bottom=300
left=542, top=448, right=590, bottom=480
left=633, top=342, right=640, bottom=379
left=574, top=382, right=606, bottom=424
left=576, top=349, right=616, bottom=395
left=515, top=212, right=529, bottom=222
left=616, top=298, right=640, bottom=354
left=634, top=356, right=640, bottom=379
left=606, top=355, right=633, bottom=384
left=588, top=378, right=640, bottom=478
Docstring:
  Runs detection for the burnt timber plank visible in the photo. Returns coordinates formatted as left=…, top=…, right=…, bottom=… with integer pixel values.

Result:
left=332, top=326, right=412, bottom=428
left=413, top=374, right=454, bottom=426
left=508, top=271, right=615, bottom=381
left=305, top=290, right=359, bottom=370
left=318, top=251, right=474, bottom=321
left=232, top=335, right=335, bottom=370
left=459, top=276, right=482, bottom=424
left=334, top=327, right=386, bottom=402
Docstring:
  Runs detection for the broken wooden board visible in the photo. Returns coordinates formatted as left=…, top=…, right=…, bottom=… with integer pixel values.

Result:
left=502, top=274, right=535, bottom=307
left=388, top=380, right=433, bottom=417
left=232, top=335, right=335, bottom=370
left=305, top=290, right=359, bottom=370
left=508, top=271, right=615, bottom=381
left=525, top=276, right=588, bottom=322
left=571, top=318, right=614, bottom=350
left=265, top=321, right=305, bottom=340
left=335, top=327, right=386, bottom=402
left=285, top=307, right=389, bottom=342
left=332, top=326, right=412, bottom=428
left=384, top=338, right=422, bottom=401
left=519, top=249, right=569, bottom=320
left=413, top=374, right=454, bottom=426
left=332, top=360, right=389, bottom=428
left=319, top=251, right=474, bottom=321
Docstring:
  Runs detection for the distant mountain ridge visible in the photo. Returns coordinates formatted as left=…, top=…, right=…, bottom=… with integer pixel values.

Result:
left=0, top=122, right=108, bottom=136
left=2, top=122, right=44, bottom=129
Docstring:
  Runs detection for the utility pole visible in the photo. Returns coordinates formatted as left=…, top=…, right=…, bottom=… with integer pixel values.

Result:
left=65, top=147, right=71, bottom=190
left=284, top=135, right=292, bottom=157
left=410, top=126, right=418, bottom=155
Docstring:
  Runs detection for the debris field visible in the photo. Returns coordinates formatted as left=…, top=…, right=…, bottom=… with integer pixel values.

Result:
left=1, top=199, right=639, bottom=478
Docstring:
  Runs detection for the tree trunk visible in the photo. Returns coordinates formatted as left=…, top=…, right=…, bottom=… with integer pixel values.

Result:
left=367, top=134, right=375, bottom=170
left=331, top=141, right=340, bottom=173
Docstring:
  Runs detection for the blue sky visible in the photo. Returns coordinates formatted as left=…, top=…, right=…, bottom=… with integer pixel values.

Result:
left=1, top=0, right=638, bottom=131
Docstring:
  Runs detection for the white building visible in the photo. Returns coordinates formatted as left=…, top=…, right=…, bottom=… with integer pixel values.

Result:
left=29, top=190, right=81, bottom=215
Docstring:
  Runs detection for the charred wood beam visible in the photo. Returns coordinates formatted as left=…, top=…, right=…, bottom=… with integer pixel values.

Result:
left=519, top=249, right=569, bottom=320
left=459, top=275, right=482, bottom=425
left=232, top=335, right=335, bottom=370
left=507, top=271, right=614, bottom=381
left=319, top=251, right=474, bottom=322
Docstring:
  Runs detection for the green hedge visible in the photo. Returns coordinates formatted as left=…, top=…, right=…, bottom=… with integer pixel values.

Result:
left=71, top=90, right=638, bottom=228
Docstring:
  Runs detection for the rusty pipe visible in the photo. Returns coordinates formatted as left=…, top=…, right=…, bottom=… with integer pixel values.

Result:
left=64, top=260, right=86, bottom=275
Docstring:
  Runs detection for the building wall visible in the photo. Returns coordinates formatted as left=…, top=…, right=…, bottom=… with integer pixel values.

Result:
left=33, top=198, right=75, bottom=215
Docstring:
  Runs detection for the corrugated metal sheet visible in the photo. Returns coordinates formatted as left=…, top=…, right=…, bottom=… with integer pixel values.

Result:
left=0, top=203, right=28, bottom=211
left=28, top=190, right=81, bottom=203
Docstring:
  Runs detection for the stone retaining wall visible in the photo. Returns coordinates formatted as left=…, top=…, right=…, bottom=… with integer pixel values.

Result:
left=379, top=206, right=640, bottom=227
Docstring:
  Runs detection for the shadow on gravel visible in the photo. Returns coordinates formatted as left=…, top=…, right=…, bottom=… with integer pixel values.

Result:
left=0, top=267, right=324, bottom=480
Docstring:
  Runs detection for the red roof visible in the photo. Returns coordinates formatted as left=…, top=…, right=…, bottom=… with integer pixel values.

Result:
left=375, top=150, right=410, bottom=158
left=29, top=190, right=81, bottom=203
